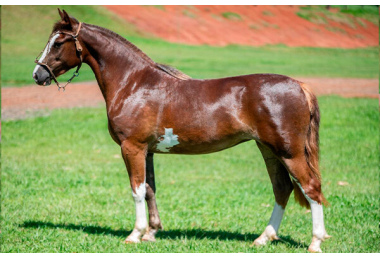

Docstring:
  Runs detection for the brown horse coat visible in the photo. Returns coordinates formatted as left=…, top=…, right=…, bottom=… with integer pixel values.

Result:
left=32, top=10, right=329, bottom=252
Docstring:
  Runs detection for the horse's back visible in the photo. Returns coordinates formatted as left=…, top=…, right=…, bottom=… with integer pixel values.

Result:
left=150, top=73, right=310, bottom=154
left=181, top=73, right=310, bottom=126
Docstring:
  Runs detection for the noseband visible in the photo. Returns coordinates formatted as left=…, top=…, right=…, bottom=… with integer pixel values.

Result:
left=35, top=22, right=83, bottom=91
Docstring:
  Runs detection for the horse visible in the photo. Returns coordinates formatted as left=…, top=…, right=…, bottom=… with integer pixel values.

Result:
left=33, top=9, right=330, bottom=252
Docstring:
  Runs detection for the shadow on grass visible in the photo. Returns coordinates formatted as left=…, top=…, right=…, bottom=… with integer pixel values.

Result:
left=20, top=220, right=307, bottom=249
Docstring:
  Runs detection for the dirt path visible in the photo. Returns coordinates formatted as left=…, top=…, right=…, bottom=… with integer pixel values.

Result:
left=104, top=5, right=378, bottom=48
left=2, top=78, right=378, bottom=121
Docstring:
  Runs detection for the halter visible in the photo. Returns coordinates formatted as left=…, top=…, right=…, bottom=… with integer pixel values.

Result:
left=35, top=22, right=83, bottom=91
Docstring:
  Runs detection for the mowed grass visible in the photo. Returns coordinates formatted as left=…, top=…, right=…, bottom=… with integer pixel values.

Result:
left=1, top=5, right=379, bottom=87
left=1, top=96, right=378, bottom=253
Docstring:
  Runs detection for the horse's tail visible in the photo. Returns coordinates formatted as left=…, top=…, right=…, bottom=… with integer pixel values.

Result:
left=293, top=83, right=327, bottom=208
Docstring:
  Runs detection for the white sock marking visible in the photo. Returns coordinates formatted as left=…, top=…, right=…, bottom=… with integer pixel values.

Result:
left=267, top=202, right=285, bottom=234
left=127, top=182, right=148, bottom=242
left=290, top=176, right=326, bottom=240
left=256, top=202, right=284, bottom=244
left=309, top=200, right=326, bottom=239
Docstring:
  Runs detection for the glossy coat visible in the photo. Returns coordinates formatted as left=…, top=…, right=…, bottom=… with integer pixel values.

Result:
left=33, top=10, right=329, bottom=252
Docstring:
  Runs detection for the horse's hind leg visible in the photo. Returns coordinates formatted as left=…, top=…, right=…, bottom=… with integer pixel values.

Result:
left=142, top=153, right=163, bottom=242
left=282, top=156, right=330, bottom=252
left=253, top=142, right=293, bottom=246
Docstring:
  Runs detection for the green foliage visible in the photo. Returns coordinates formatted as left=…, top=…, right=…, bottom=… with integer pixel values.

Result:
left=262, top=11, right=274, bottom=16
left=1, top=96, right=379, bottom=252
left=147, top=5, right=166, bottom=11
left=297, top=9, right=328, bottom=24
left=335, top=5, right=379, bottom=24
left=183, top=9, right=197, bottom=19
left=221, top=12, right=243, bottom=21
left=297, top=5, right=379, bottom=27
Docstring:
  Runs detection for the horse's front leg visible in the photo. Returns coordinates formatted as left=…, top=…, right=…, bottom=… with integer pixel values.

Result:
left=142, top=153, right=163, bottom=242
left=121, top=140, right=148, bottom=243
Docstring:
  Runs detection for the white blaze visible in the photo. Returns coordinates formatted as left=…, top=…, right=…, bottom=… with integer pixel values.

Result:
left=33, top=33, right=60, bottom=75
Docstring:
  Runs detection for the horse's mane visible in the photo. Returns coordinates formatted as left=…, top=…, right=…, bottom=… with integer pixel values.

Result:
left=53, top=20, right=191, bottom=81
left=156, top=63, right=192, bottom=80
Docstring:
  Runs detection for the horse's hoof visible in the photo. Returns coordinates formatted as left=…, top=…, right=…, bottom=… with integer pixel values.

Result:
left=125, top=237, right=141, bottom=244
left=142, top=233, right=156, bottom=242
left=252, top=233, right=280, bottom=247
left=252, top=236, right=268, bottom=247
left=308, top=246, right=322, bottom=253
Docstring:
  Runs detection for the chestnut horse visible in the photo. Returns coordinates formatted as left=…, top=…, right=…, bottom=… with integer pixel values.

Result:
left=33, top=10, right=330, bottom=252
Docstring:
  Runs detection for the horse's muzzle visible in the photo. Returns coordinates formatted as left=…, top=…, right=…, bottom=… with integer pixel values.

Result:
left=33, top=65, right=52, bottom=86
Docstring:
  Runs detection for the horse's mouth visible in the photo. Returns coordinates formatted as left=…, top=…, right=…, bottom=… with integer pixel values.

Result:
left=33, top=74, right=52, bottom=86
left=43, top=77, right=52, bottom=86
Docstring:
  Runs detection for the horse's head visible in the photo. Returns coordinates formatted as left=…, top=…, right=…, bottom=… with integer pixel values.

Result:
left=33, top=9, right=83, bottom=88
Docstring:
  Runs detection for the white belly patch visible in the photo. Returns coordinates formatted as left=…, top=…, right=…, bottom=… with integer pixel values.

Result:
left=156, top=128, right=179, bottom=152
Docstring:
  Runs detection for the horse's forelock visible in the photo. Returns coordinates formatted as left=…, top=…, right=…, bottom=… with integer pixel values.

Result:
left=52, top=21, right=71, bottom=33
left=52, top=16, right=79, bottom=33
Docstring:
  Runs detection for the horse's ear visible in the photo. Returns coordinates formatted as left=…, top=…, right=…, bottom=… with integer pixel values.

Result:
left=58, top=8, right=64, bottom=20
left=61, top=9, right=72, bottom=25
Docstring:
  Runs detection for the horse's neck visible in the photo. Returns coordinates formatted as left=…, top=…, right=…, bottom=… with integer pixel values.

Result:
left=81, top=24, right=155, bottom=101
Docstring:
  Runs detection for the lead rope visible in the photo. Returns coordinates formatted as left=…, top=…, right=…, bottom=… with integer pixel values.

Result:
left=35, top=22, right=83, bottom=92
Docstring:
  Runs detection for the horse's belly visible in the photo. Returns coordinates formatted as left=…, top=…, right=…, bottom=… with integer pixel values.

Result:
left=149, top=131, right=252, bottom=154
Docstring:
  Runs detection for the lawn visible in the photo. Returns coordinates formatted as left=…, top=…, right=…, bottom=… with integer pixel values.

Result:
left=1, top=4, right=379, bottom=253
left=1, top=5, right=379, bottom=86
left=1, top=96, right=378, bottom=253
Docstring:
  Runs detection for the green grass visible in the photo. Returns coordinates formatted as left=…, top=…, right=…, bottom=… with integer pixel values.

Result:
left=1, top=96, right=379, bottom=252
left=221, top=12, right=243, bottom=21
left=1, top=6, right=379, bottom=87
left=297, top=5, right=379, bottom=27
left=262, top=11, right=274, bottom=17
left=334, top=5, right=379, bottom=25
left=183, top=9, right=197, bottom=19
left=145, top=5, right=166, bottom=11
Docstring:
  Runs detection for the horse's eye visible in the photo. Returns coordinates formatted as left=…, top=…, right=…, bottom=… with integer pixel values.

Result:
left=53, top=42, right=63, bottom=48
